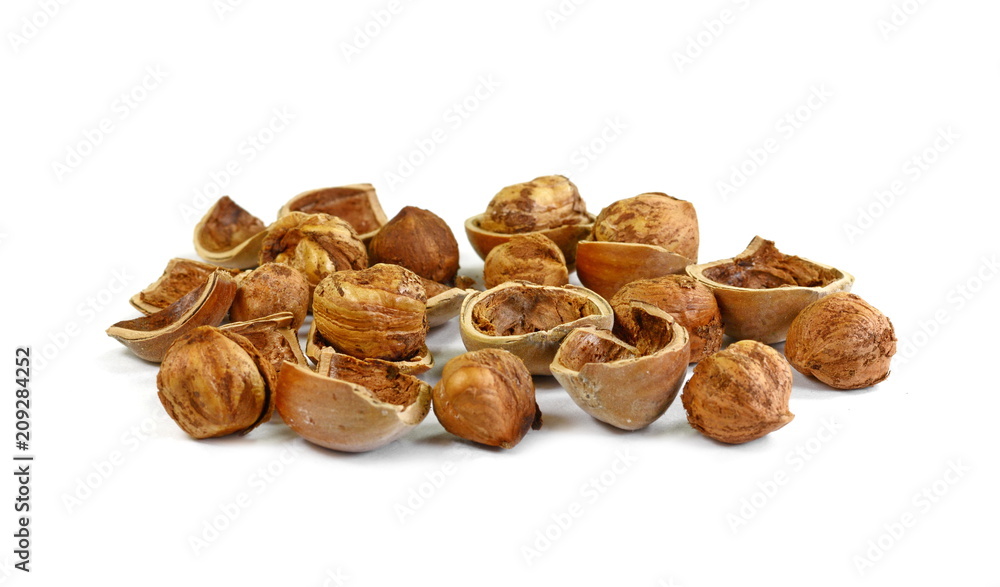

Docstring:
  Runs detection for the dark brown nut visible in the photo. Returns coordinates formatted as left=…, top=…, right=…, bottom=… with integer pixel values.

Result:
left=157, top=326, right=276, bottom=439
left=230, top=263, right=311, bottom=330
left=687, top=236, right=854, bottom=343
left=551, top=302, right=691, bottom=430
left=459, top=281, right=613, bottom=375
left=368, top=206, right=460, bottom=284
left=193, top=196, right=268, bottom=269
left=258, top=212, right=368, bottom=288
left=483, top=233, right=569, bottom=289
left=107, top=271, right=237, bottom=362
left=610, top=275, right=723, bottom=363
left=312, top=264, right=428, bottom=361
left=479, top=175, right=589, bottom=234
left=682, top=340, right=794, bottom=444
left=130, top=258, right=242, bottom=315
left=785, top=292, right=896, bottom=390
left=220, top=312, right=308, bottom=376
left=278, top=183, right=388, bottom=242
left=276, top=349, right=432, bottom=453
left=432, top=349, right=542, bottom=449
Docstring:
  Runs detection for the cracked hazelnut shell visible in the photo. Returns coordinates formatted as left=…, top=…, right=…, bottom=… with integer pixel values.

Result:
left=130, top=258, right=241, bottom=315
left=220, top=312, right=308, bottom=376
left=278, top=184, right=387, bottom=242
left=193, top=196, right=268, bottom=269
left=259, top=212, right=368, bottom=288
left=368, top=206, right=460, bottom=284
left=784, top=292, right=896, bottom=390
left=682, top=340, right=794, bottom=444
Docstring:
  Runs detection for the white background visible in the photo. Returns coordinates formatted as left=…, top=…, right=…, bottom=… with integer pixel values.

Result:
left=2, top=0, right=998, bottom=585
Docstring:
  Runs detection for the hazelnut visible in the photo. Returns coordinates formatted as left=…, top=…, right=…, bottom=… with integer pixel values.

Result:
left=193, top=196, right=268, bottom=269
left=483, top=233, right=569, bottom=289
left=432, top=349, right=542, bottom=449
left=682, top=340, right=794, bottom=444
left=157, top=326, right=276, bottom=439
left=784, top=292, right=896, bottom=390
left=368, top=206, right=460, bottom=284
left=592, top=193, right=699, bottom=260
left=258, top=212, right=368, bottom=288
left=230, top=263, right=311, bottom=330
left=479, top=175, right=589, bottom=234
left=610, top=275, right=723, bottom=363
left=312, top=263, right=428, bottom=362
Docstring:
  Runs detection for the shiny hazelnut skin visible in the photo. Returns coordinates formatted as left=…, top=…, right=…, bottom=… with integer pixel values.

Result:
left=432, top=349, right=542, bottom=448
left=230, top=263, right=311, bottom=330
left=682, top=340, right=794, bottom=444
left=784, top=292, right=896, bottom=390
left=483, top=233, right=569, bottom=289
left=368, top=206, right=460, bottom=284
left=479, top=175, right=589, bottom=234
left=592, top=193, right=699, bottom=261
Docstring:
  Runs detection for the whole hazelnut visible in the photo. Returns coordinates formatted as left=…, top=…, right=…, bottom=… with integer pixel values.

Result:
left=479, top=175, right=589, bottom=234
left=610, top=275, right=723, bottom=363
left=157, top=326, right=276, bottom=439
left=259, top=212, right=368, bottom=287
left=682, top=340, right=794, bottom=444
left=312, top=264, right=428, bottom=361
left=230, top=263, right=311, bottom=329
left=368, top=206, right=460, bottom=284
left=592, top=193, right=699, bottom=261
left=483, top=233, right=569, bottom=289
left=432, top=349, right=542, bottom=448
left=784, top=292, right=896, bottom=390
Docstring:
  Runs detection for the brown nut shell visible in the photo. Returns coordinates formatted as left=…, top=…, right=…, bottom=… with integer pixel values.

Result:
left=130, top=258, right=241, bottom=315
left=107, top=271, right=237, bottom=362
left=276, top=349, right=432, bottom=452
left=785, top=292, right=896, bottom=390
left=576, top=240, right=693, bottom=302
left=230, top=263, right=311, bottom=330
left=368, top=206, right=460, bottom=285
left=483, top=233, right=569, bottom=289
left=464, top=213, right=594, bottom=269
left=432, top=349, right=542, bottom=449
left=551, top=302, right=691, bottom=430
left=610, top=275, right=723, bottom=363
left=459, top=281, right=613, bottom=375
left=220, top=312, right=308, bottom=376
left=157, top=326, right=276, bottom=439
left=305, top=318, right=433, bottom=375
left=278, top=184, right=387, bottom=242
left=193, top=196, right=268, bottom=269
left=682, top=340, right=794, bottom=444
left=687, top=236, right=854, bottom=343
left=479, top=175, right=589, bottom=234
left=259, top=212, right=368, bottom=288
left=592, top=193, right=700, bottom=261
left=421, top=277, right=477, bottom=329
left=312, top=264, right=428, bottom=362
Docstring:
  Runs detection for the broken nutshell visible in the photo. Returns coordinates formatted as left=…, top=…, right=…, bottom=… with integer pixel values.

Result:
left=258, top=211, right=368, bottom=288
left=193, top=196, right=268, bottom=269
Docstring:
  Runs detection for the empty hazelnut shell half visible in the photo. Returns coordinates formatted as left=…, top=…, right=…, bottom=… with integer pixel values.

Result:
left=551, top=301, right=691, bottom=430
left=421, top=277, right=477, bottom=329
left=686, top=236, right=854, bottom=343
left=785, top=292, right=896, bottom=390
left=220, top=312, right=308, bottom=376
left=459, top=281, right=613, bottom=375
left=278, top=184, right=388, bottom=242
left=107, top=271, right=237, bottom=362
left=276, top=349, right=432, bottom=452
left=130, top=258, right=241, bottom=315
left=193, top=196, right=268, bottom=269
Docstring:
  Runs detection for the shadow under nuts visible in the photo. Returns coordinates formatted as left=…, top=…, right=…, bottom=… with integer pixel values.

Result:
left=432, top=349, right=542, bottom=449
left=784, top=292, right=896, bottom=390
left=682, top=340, right=793, bottom=444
